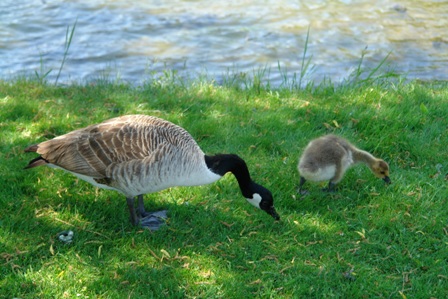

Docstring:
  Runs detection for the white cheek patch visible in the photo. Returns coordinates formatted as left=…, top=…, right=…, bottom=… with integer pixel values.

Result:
left=246, top=193, right=262, bottom=209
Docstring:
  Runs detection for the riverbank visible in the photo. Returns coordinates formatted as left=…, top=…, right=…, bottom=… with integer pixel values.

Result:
left=1, top=77, right=447, bottom=298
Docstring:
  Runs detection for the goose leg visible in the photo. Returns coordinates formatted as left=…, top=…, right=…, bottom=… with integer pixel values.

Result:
left=137, top=194, right=148, bottom=217
left=136, top=194, right=168, bottom=231
left=126, top=197, right=139, bottom=226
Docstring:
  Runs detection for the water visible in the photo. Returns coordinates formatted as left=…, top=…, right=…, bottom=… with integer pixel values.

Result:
left=1, top=0, right=447, bottom=86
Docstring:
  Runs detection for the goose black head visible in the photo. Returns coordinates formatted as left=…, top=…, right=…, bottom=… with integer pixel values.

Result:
left=245, top=182, right=280, bottom=221
left=204, top=154, right=280, bottom=220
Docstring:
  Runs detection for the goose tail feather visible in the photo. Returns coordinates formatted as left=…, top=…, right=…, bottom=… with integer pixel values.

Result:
left=24, top=144, right=39, bottom=153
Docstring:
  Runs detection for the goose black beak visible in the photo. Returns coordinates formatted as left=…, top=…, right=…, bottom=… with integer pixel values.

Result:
left=266, top=206, right=280, bottom=221
left=383, top=176, right=391, bottom=184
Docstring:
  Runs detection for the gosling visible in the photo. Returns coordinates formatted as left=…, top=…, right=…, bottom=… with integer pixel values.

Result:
left=297, top=134, right=391, bottom=194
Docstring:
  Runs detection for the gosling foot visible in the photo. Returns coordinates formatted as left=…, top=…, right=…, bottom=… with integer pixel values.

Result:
left=323, top=182, right=337, bottom=193
left=298, top=189, right=310, bottom=196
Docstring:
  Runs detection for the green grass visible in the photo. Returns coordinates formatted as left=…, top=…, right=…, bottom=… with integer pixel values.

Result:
left=0, top=74, right=447, bottom=298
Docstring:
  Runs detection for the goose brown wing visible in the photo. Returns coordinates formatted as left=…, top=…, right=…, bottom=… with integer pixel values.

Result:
left=34, top=115, right=201, bottom=179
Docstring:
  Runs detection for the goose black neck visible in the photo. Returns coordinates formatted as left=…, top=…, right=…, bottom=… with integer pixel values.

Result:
left=205, top=154, right=253, bottom=197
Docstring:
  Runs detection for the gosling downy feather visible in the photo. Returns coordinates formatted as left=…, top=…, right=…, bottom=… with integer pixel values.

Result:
left=25, top=115, right=280, bottom=229
left=298, top=134, right=391, bottom=193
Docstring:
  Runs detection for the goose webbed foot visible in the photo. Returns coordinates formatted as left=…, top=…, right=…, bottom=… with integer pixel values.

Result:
left=140, top=210, right=168, bottom=231
left=127, top=195, right=168, bottom=231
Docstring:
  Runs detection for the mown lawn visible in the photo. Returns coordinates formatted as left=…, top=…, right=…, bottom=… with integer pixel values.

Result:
left=0, top=77, right=447, bottom=298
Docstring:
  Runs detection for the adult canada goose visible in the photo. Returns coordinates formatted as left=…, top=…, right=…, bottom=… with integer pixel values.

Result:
left=297, top=134, right=391, bottom=194
left=24, top=115, right=280, bottom=229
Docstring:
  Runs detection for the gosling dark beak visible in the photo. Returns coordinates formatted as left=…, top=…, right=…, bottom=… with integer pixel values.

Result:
left=383, top=176, right=391, bottom=184
left=266, top=206, right=280, bottom=221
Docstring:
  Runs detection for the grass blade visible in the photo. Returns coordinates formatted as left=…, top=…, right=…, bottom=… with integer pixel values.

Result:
left=55, top=18, right=77, bottom=85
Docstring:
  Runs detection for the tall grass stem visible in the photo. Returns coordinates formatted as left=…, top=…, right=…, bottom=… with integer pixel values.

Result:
left=55, top=19, right=77, bottom=85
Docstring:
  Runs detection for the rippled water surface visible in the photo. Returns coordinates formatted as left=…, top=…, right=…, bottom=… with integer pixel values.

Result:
left=1, top=0, right=447, bottom=85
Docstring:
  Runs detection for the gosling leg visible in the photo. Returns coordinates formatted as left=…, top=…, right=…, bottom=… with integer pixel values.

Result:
left=298, top=176, right=309, bottom=195
left=323, top=181, right=337, bottom=192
